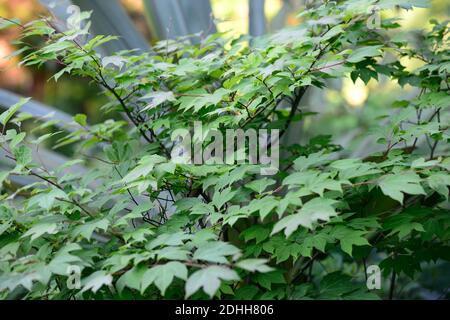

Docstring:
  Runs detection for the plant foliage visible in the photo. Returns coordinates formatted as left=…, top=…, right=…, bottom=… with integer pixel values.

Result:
left=0, top=0, right=449, bottom=300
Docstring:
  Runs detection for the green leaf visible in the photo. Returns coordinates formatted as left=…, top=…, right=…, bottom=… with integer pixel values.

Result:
left=193, top=241, right=240, bottom=264
left=241, top=225, right=271, bottom=244
left=254, top=270, right=285, bottom=290
left=0, top=98, right=30, bottom=125
left=81, top=271, right=113, bottom=293
left=74, top=114, right=87, bottom=127
left=283, top=171, right=346, bottom=196
left=193, top=88, right=231, bottom=112
left=246, top=196, right=279, bottom=219
left=331, top=226, right=370, bottom=257
left=185, top=266, right=239, bottom=298
left=236, top=259, right=273, bottom=273
left=28, top=188, right=69, bottom=210
left=212, top=187, right=236, bottom=209
left=427, top=173, right=450, bottom=199
left=293, top=151, right=329, bottom=171
left=116, top=266, right=146, bottom=293
left=147, top=232, right=191, bottom=250
left=272, top=198, right=338, bottom=237
left=298, top=233, right=329, bottom=257
left=330, top=159, right=381, bottom=179
left=13, top=145, right=33, bottom=167
left=0, top=18, right=21, bottom=30
left=140, top=91, right=176, bottom=111
left=122, top=155, right=166, bottom=183
left=141, top=262, right=188, bottom=295
left=411, top=157, right=440, bottom=169
left=48, top=243, right=82, bottom=275
left=388, top=221, right=425, bottom=239
left=378, top=172, right=426, bottom=204
left=347, top=45, right=383, bottom=63
left=0, top=221, right=12, bottom=236
left=102, top=56, right=127, bottom=69
left=22, top=222, right=58, bottom=241
left=8, top=131, right=26, bottom=149
left=0, top=171, right=9, bottom=186
left=73, top=219, right=109, bottom=240
left=124, top=227, right=155, bottom=244
left=156, top=246, right=190, bottom=261
left=317, top=272, right=362, bottom=299
left=245, top=178, right=276, bottom=194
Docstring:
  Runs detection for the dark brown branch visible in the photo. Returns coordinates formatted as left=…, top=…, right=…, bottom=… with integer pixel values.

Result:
left=279, top=87, right=307, bottom=139
left=389, top=271, right=397, bottom=300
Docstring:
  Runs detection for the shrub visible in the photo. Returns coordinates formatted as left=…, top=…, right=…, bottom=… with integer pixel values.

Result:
left=0, top=0, right=449, bottom=299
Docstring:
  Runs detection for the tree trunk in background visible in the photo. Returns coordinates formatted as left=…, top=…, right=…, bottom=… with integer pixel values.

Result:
left=249, top=0, right=266, bottom=36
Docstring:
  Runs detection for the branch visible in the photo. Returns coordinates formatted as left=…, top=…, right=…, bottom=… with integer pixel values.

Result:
left=279, top=87, right=307, bottom=139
